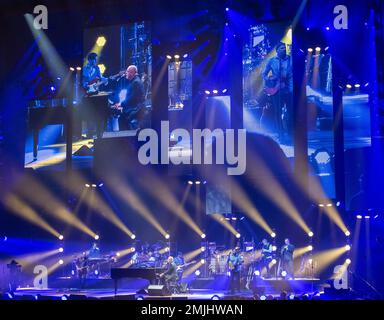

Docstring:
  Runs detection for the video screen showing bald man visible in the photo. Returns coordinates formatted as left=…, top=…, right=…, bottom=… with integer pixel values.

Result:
left=82, top=21, right=152, bottom=136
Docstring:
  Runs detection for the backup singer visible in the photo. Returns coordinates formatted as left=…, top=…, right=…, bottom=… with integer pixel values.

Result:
left=280, top=238, right=295, bottom=279
left=227, top=247, right=244, bottom=294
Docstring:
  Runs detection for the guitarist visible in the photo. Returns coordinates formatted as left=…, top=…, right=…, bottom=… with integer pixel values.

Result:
left=260, top=238, right=273, bottom=278
left=82, top=52, right=108, bottom=94
left=227, top=247, right=244, bottom=294
left=262, top=42, right=293, bottom=140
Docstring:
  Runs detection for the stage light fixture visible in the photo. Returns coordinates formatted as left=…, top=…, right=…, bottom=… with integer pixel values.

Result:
left=91, top=184, right=97, bottom=188
left=76, top=67, right=81, bottom=71
left=195, top=269, right=201, bottom=276
left=174, top=54, right=180, bottom=59
left=365, top=215, right=370, bottom=219
left=85, top=184, right=90, bottom=188
left=271, top=259, right=277, bottom=265
left=326, top=27, right=330, bottom=31
left=96, top=36, right=106, bottom=47
left=131, top=247, right=136, bottom=253
left=166, top=55, right=172, bottom=60
left=116, top=252, right=121, bottom=257
left=188, top=180, right=193, bottom=185
left=356, top=215, right=362, bottom=219
left=308, top=245, right=313, bottom=251
left=195, top=181, right=201, bottom=185
left=201, top=233, right=206, bottom=239
left=254, top=270, right=260, bottom=276
left=306, top=27, right=310, bottom=31
left=225, top=7, right=229, bottom=11
left=345, top=245, right=351, bottom=251
left=183, top=53, right=188, bottom=58
left=165, top=234, right=170, bottom=240
left=201, top=246, right=206, bottom=252
left=272, top=246, right=277, bottom=252
left=94, top=235, right=100, bottom=240
left=235, top=233, right=241, bottom=239
left=212, top=89, right=218, bottom=94
left=315, top=47, right=321, bottom=52
left=336, top=201, right=341, bottom=207
left=211, top=295, right=220, bottom=300
left=308, top=231, right=314, bottom=237
left=59, top=259, right=64, bottom=265
left=346, top=84, right=352, bottom=89
left=222, top=89, right=227, bottom=93
left=59, top=247, right=64, bottom=253
left=270, top=232, right=276, bottom=238
left=69, top=67, right=75, bottom=71
left=374, top=215, right=379, bottom=219
left=98, top=183, right=104, bottom=187
left=50, top=86, right=56, bottom=92
left=318, top=204, right=325, bottom=207
left=281, top=270, right=287, bottom=277
left=58, top=235, right=64, bottom=240
left=345, top=230, right=350, bottom=237
left=326, top=203, right=333, bottom=207
left=307, top=48, right=313, bottom=53
left=354, top=84, right=360, bottom=88
left=97, top=64, right=106, bottom=74
left=131, top=234, right=136, bottom=240
left=201, top=259, right=205, bottom=264
left=289, top=293, right=295, bottom=300
left=136, top=296, right=144, bottom=300
left=260, top=295, right=266, bottom=300
left=346, top=259, right=351, bottom=264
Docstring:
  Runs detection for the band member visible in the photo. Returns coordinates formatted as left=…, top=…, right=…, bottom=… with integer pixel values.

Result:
left=280, top=238, right=295, bottom=279
left=75, top=253, right=89, bottom=288
left=262, top=42, right=293, bottom=140
left=159, top=256, right=178, bottom=293
left=260, top=238, right=273, bottom=278
left=174, top=251, right=185, bottom=282
left=82, top=52, right=107, bottom=93
left=111, top=65, right=145, bottom=130
left=227, top=246, right=244, bottom=294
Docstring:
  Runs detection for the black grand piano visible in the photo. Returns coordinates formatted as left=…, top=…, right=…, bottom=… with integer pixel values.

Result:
left=28, top=98, right=70, bottom=160
left=28, top=93, right=113, bottom=160
left=111, top=267, right=166, bottom=295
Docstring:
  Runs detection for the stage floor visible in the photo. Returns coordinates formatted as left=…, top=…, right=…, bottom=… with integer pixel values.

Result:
left=11, top=277, right=324, bottom=300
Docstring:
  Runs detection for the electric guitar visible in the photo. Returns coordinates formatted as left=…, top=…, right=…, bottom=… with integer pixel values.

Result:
left=264, top=76, right=286, bottom=96
left=85, top=70, right=125, bottom=95
left=176, top=260, right=197, bottom=271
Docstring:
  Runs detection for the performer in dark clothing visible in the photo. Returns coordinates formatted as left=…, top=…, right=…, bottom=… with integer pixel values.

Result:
left=111, top=65, right=145, bottom=130
left=280, top=238, right=295, bottom=279
left=262, top=42, right=293, bottom=141
left=260, top=238, right=273, bottom=278
left=227, top=247, right=244, bottom=294
left=159, top=256, right=178, bottom=293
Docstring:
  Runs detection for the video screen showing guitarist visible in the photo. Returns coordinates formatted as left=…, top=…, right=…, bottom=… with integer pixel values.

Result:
left=227, top=246, right=244, bottom=294
left=82, top=52, right=108, bottom=94
left=262, top=42, right=293, bottom=142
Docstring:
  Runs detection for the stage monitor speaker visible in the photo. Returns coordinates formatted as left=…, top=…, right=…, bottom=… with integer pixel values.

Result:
left=147, top=285, right=167, bottom=296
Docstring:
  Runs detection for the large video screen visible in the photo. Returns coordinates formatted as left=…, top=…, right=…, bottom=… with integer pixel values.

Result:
left=24, top=21, right=151, bottom=170
left=306, top=51, right=335, bottom=199
left=243, top=23, right=293, bottom=159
